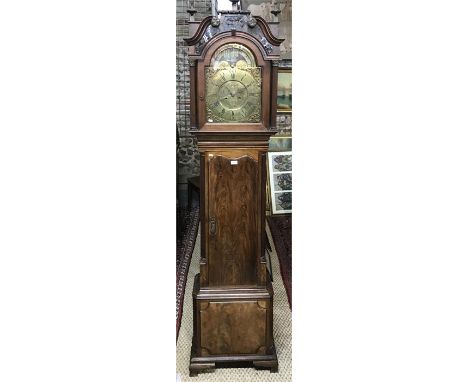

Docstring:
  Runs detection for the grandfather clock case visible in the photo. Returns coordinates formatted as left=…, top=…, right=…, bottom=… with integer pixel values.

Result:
left=185, top=7, right=283, bottom=376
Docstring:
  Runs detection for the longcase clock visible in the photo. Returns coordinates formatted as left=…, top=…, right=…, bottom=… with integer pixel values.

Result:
left=184, top=6, right=283, bottom=376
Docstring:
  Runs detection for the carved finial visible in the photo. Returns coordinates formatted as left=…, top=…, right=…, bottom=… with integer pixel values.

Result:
left=229, top=0, right=240, bottom=11
left=271, top=2, right=281, bottom=22
left=187, top=8, right=197, bottom=22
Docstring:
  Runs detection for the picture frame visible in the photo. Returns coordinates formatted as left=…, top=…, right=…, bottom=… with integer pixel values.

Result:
left=267, top=151, right=292, bottom=214
left=269, top=136, right=292, bottom=152
left=277, top=68, right=292, bottom=113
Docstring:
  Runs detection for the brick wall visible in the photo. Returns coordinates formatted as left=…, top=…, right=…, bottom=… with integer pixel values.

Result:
left=176, top=1, right=212, bottom=205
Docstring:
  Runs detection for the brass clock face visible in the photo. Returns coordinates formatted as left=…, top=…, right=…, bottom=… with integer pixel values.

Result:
left=206, top=45, right=261, bottom=123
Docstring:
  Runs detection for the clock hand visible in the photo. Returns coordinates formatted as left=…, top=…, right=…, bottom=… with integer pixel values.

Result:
left=233, top=88, right=245, bottom=98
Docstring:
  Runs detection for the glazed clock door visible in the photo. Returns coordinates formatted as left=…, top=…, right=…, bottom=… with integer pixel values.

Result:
left=207, top=154, right=259, bottom=287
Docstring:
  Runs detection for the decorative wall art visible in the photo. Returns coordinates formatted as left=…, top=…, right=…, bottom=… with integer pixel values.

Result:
left=277, top=68, right=292, bottom=113
left=268, top=151, right=292, bottom=214
left=269, top=136, right=292, bottom=152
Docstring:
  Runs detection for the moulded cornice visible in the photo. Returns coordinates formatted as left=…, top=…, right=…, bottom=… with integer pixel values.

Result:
left=184, top=15, right=284, bottom=50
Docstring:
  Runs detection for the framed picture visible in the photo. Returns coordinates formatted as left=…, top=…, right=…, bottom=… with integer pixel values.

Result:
left=268, top=151, right=292, bottom=214
left=269, top=136, right=292, bottom=152
left=277, top=68, right=292, bottom=113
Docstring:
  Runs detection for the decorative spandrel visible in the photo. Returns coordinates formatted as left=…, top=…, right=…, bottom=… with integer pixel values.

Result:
left=205, top=66, right=262, bottom=123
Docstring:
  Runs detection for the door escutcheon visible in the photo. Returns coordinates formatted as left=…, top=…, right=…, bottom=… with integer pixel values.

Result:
left=209, top=217, right=216, bottom=236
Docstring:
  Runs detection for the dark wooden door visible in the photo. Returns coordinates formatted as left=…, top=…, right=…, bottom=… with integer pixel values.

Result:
left=207, top=154, right=258, bottom=287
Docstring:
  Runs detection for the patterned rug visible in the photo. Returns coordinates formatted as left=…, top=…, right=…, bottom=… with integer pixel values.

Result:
left=176, top=224, right=292, bottom=381
left=266, top=214, right=292, bottom=308
left=176, top=204, right=200, bottom=340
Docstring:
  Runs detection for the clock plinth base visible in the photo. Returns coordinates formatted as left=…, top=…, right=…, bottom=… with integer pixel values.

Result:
left=189, top=343, right=278, bottom=377
left=189, top=274, right=278, bottom=377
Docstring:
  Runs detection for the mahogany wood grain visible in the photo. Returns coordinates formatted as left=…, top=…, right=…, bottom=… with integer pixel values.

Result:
left=200, top=301, right=267, bottom=355
left=189, top=64, right=198, bottom=129
left=190, top=275, right=277, bottom=374
left=270, top=64, right=278, bottom=129
left=207, top=155, right=258, bottom=286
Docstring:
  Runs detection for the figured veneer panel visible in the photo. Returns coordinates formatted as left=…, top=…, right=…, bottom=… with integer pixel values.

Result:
left=200, top=301, right=267, bottom=355
left=208, top=154, right=258, bottom=286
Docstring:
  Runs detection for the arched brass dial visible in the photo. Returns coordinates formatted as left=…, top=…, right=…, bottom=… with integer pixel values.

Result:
left=206, top=44, right=261, bottom=123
